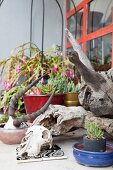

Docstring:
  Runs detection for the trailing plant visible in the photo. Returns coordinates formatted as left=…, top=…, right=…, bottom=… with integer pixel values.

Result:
left=0, top=42, right=43, bottom=88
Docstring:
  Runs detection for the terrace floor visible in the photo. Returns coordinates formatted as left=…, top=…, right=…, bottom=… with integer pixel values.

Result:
left=0, top=135, right=113, bottom=170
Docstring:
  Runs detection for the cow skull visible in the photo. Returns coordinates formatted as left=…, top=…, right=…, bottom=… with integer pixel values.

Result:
left=16, top=125, right=52, bottom=158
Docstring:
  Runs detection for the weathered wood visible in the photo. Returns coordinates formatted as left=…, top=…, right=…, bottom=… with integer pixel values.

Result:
left=32, top=105, right=87, bottom=135
left=54, top=128, right=86, bottom=139
left=65, top=28, right=94, bottom=71
left=69, top=51, right=113, bottom=116
left=66, top=29, right=113, bottom=117
left=68, top=51, right=106, bottom=92
left=33, top=104, right=113, bottom=138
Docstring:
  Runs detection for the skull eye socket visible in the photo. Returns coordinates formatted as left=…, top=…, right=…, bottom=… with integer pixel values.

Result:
left=42, top=130, right=48, bottom=139
left=99, top=98, right=104, bottom=104
left=99, top=98, right=104, bottom=101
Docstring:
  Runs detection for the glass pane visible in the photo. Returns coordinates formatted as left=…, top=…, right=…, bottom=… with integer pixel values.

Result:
left=87, top=34, right=112, bottom=71
left=67, top=47, right=73, bottom=52
left=67, top=0, right=83, bottom=12
left=88, top=0, right=113, bottom=33
left=67, top=9, right=83, bottom=41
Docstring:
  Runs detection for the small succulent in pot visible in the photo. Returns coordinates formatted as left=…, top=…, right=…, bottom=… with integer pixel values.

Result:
left=83, top=122, right=106, bottom=152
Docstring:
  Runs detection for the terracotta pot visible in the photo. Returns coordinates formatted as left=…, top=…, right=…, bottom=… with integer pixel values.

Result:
left=23, top=94, right=64, bottom=122
left=64, top=92, right=80, bottom=107
left=0, top=127, right=27, bottom=145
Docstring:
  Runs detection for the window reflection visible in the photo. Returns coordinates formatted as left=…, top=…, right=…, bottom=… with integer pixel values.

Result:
left=87, top=34, right=112, bottom=71
left=67, top=9, right=83, bottom=40
left=67, top=0, right=83, bottom=12
left=88, top=11, right=103, bottom=33
left=88, top=0, right=113, bottom=33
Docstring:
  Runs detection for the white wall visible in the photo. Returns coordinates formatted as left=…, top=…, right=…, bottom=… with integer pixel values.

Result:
left=0, top=0, right=65, bottom=59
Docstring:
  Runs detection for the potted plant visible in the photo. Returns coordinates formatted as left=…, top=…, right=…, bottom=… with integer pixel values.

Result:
left=0, top=43, right=79, bottom=124
left=63, top=67, right=81, bottom=107
left=23, top=73, right=67, bottom=119
left=83, top=122, right=106, bottom=152
left=72, top=122, right=113, bottom=167
left=64, top=81, right=81, bottom=107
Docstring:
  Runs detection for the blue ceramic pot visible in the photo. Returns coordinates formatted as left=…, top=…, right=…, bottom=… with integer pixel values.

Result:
left=73, top=142, right=113, bottom=167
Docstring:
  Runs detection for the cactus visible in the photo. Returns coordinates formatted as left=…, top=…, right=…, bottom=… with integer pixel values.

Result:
left=85, top=122, right=104, bottom=139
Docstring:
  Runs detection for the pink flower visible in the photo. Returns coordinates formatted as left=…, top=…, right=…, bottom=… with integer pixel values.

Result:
left=51, top=66, right=57, bottom=72
left=4, top=80, right=16, bottom=91
left=4, top=80, right=12, bottom=90
left=0, top=76, right=2, bottom=83
left=16, top=65, right=21, bottom=73
left=21, top=56, right=26, bottom=63
left=66, top=69, right=74, bottom=78
left=41, top=78, right=45, bottom=85
left=3, top=107, right=8, bottom=114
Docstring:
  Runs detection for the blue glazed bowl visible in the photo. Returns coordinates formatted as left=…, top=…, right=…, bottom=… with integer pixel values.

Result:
left=73, top=142, right=113, bottom=167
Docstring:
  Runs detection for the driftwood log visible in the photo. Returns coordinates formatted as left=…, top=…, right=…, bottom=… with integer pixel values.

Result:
left=32, top=105, right=113, bottom=138
left=69, top=51, right=113, bottom=117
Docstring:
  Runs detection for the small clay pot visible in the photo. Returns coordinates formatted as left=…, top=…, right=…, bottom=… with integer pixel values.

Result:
left=0, top=127, right=27, bottom=145
left=83, top=136, right=106, bottom=152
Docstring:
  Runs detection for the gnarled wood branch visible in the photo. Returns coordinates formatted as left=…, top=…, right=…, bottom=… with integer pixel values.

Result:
left=8, top=74, right=47, bottom=118
left=13, top=85, right=57, bottom=127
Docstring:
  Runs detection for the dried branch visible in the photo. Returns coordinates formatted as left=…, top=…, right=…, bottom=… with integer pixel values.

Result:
left=13, top=85, right=58, bottom=127
left=8, top=74, right=47, bottom=118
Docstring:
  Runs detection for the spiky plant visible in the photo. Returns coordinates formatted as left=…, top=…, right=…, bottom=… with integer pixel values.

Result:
left=85, top=122, right=104, bottom=139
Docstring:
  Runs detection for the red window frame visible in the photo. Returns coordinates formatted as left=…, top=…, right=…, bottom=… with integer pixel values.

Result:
left=66, top=0, right=113, bottom=66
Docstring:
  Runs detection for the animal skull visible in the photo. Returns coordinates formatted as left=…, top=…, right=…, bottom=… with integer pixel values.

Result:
left=16, top=125, right=52, bottom=158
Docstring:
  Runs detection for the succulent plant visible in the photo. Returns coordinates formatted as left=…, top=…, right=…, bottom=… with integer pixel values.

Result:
left=85, top=122, right=104, bottom=139
left=66, top=81, right=81, bottom=93
left=35, top=73, right=67, bottom=95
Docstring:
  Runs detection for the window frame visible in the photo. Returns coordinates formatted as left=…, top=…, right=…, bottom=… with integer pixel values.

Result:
left=66, top=0, right=113, bottom=66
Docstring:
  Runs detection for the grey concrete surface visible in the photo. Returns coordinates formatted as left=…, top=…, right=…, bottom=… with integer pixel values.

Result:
left=0, top=137, right=113, bottom=170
